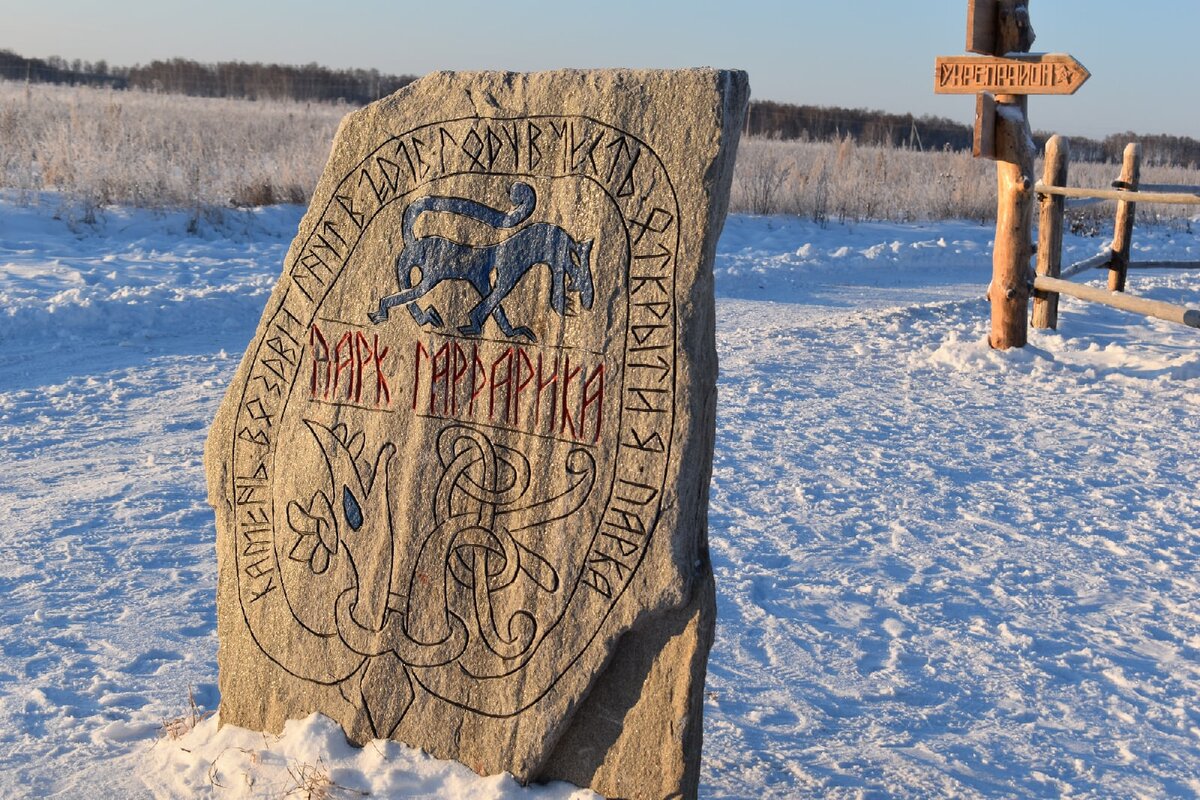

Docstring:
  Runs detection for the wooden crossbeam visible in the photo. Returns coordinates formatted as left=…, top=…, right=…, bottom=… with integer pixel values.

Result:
left=1035, top=184, right=1200, bottom=206
left=1032, top=276, right=1200, bottom=329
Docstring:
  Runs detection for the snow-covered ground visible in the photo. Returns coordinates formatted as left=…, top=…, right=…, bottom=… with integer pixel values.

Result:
left=1, top=194, right=1197, bottom=798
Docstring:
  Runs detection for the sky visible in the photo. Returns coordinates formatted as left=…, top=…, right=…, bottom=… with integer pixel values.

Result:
left=4, top=0, right=1198, bottom=139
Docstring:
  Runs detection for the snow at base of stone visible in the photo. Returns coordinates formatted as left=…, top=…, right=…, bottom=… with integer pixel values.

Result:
left=142, top=712, right=598, bottom=800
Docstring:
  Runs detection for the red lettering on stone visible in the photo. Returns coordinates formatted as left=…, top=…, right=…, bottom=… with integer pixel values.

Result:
left=372, top=335, right=391, bottom=407
left=580, top=364, right=604, bottom=443
left=310, top=323, right=330, bottom=399
left=560, top=353, right=582, bottom=439
left=333, top=332, right=354, bottom=402
left=490, top=348, right=514, bottom=422
left=404, top=335, right=606, bottom=445
left=512, top=349, right=535, bottom=428
left=469, top=345, right=486, bottom=415
left=412, top=340, right=431, bottom=411
left=450, top=342, right=469, bottom=416
left=430, top=341, right=451, bottom=415
left=535, top=353, right=558, bottom=429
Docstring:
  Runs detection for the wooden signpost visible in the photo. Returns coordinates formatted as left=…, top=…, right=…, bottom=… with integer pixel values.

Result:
left=935, top=0, right=1090, bottom=349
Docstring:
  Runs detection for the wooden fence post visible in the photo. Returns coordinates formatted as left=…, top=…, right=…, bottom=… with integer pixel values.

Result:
left=1108, top=142, right=1141, bottom=293
left=1032, top=135, right=1069, bottom=329
left=987, top=0, right=1037, bottom=349
left=990, top=99, right=1036, bottom=349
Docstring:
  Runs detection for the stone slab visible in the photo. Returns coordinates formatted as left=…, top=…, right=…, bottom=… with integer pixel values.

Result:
left=205, top=68, right=747, bottom=796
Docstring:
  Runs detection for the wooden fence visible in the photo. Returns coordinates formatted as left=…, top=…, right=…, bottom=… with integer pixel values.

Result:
left=1031, top=136, right=1200, bottom=331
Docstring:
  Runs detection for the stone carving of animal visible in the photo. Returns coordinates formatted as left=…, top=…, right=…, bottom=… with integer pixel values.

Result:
left=367, top=181, right=594, bottom=342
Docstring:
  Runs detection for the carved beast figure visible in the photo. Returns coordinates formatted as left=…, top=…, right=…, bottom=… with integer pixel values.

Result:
left=368, top=181, right=594, bottom=342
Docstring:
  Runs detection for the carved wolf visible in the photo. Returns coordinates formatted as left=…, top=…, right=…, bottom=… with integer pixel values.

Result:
left=367, top=181, right=594, bottom=342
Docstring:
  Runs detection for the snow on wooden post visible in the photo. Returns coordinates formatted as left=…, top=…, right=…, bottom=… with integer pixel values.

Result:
left=936, top=0, right=1089, bottom=349
left=1032, top=135, right=1069, bottom=329
left=1107, top=142, right=1141, bottom=293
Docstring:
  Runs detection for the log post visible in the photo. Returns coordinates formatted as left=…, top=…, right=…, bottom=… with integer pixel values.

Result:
left=1032, top=135, right=1069, bottom=329
left=987, top=0, right=1036, bottom=349
left=989, top=98, right=1036, bottom=348
left=997, top=0, right=1036, bottom=53
left=1107, top=142, right=1141, bottom=292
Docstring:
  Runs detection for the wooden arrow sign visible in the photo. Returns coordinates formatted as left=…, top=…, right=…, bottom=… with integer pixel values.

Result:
left=935, top=53, right=1090, bottom=95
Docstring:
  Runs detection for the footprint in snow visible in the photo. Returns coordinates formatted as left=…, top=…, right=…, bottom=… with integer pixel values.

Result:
left=121, top=648, right=183, bottom=675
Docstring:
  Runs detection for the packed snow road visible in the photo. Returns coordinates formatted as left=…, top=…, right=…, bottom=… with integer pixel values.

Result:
left=1, top=198, right=1198, bottom=797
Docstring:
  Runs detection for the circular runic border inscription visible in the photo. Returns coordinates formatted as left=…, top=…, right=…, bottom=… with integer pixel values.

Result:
left=228, top=115, right=681, bottom=725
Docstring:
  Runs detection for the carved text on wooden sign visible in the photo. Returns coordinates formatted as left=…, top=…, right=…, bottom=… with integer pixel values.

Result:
left=935, top=54, right=1090, bottom=95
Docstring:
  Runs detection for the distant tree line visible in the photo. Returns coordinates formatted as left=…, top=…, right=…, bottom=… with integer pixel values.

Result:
left=746, top=100, right=974, bottom=152
left=0, top=49, right=122, bottom=87
left=0, top=49, right=416, bottom=105
left=1071, top=132, right=1200, bottom=168
left=747, top=100, right=1200, bottom=167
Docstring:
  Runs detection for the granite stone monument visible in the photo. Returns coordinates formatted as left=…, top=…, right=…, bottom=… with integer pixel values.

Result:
left=206, top=68, right=748, bottom=799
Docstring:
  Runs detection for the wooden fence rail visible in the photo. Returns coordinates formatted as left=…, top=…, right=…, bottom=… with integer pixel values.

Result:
left=1033, top=275, right=1200, bottom=329
left=1134, top=183, right=1200, bottom=195
left=1036, top=185, right=1200, bottom=206
left=1031, top=136, right=1200, bottom=332
left=1060, top=253, right=1200, bottom=278
left=1130, top=260, right=1200, bottom=270
left=1059, top=251, right=1112, bottom=279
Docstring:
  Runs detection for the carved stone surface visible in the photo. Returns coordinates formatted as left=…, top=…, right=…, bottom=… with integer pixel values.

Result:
left=205, top=68, right=747, bottom=798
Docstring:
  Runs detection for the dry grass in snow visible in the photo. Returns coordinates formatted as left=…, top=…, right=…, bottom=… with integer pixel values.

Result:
left=732, top=136, right=1200, bottom=226
left=0, top=80, right=342, bottom=220
left=2, top=80, right=1197, bottom=228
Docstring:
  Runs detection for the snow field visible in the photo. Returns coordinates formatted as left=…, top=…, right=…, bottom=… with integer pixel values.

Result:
left=0, top=195, right=1198, bottom=797
left=706, top=216, right=1200, bottom=798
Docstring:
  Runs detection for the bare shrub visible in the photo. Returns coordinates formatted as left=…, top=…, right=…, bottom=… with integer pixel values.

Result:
left=229, top=180, right=307, bottom=208
left=285, top=759, right=368, bottom=800
left=734, top=136, right=793, bottom=215
left=160, top=687, right=214, bottom=740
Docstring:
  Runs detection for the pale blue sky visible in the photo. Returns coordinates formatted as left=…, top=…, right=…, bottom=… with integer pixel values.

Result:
left=5, top=0, right=1197, bottom=138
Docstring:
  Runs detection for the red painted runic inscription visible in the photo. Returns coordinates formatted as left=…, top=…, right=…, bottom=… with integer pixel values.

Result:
left=411, top=336, right=605, bottom=445
left=309, top=322, right=392, bottom=408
